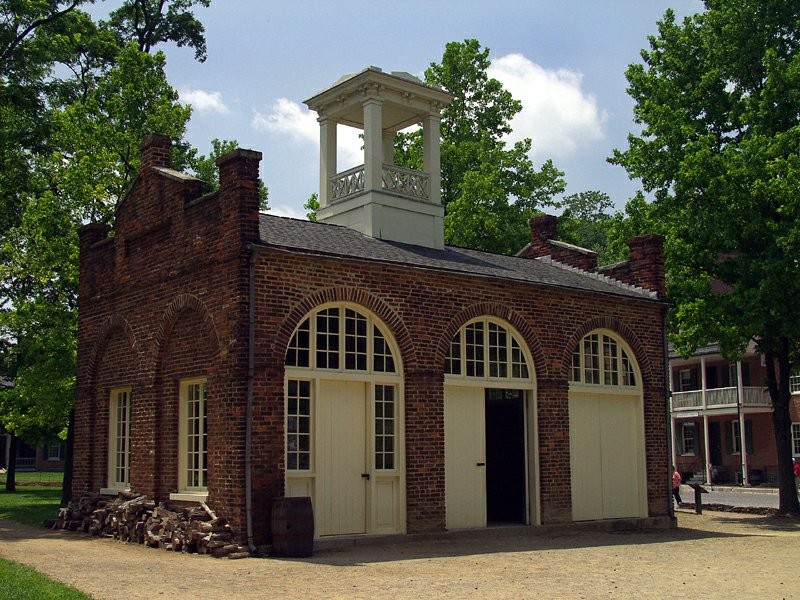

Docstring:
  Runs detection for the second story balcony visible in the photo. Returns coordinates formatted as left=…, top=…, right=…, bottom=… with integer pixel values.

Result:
left=672, top=386, right=772, bottom=411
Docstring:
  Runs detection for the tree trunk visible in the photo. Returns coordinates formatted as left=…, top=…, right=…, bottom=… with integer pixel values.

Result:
left=61, top=409, right=75, bottom=506
left=5, top=435, right=17, bottom=493
left=764, top=342, right=800, bottom=515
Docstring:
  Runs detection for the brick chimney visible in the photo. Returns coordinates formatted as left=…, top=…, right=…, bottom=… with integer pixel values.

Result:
left=216, top=148, right=263, bottom=243
left=139, top=134, right=172, bottom=171
left=627, top=234, right=666, bottom=299
left=525, top=215, right=558, bottom=258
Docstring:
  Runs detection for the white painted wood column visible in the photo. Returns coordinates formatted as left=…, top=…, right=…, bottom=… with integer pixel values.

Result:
left=363, top=98, right=384, bottom=192
left=423, top=113, right=442, bottom=204
left=382, top=131, right=395, bottom=165
left=318, top=117, right=337, bottom=209
left=669, top=364, right=677, bottom=469
left=700, top=356, right=707, bottom=408
left=737, top=360, right=749, bottom=485
left=703, top=414, right=712, bottom=483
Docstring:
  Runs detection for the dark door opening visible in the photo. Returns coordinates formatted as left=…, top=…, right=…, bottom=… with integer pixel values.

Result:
left=485, top=389, right=526, bottom=524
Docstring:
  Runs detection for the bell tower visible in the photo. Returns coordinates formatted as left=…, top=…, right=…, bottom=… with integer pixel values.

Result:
left=305, top=67, right=453, bottom=249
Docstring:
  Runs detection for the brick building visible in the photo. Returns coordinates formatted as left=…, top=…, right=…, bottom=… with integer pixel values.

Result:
left=73, top=68, right=671, bottom=549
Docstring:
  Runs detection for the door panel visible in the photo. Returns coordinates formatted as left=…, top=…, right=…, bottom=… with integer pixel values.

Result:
left=570, top=393, right=643, bottom=521
left=600, top=397, right=640, bottom=519
left=569, top=396, right=603, bottom=521
left=445, top=386, right=486, bottom=529
left=317, top=380, right=367, bottom=535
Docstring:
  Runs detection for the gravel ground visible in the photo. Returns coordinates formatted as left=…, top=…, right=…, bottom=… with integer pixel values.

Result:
left=1, top=508, right=799, bottom=599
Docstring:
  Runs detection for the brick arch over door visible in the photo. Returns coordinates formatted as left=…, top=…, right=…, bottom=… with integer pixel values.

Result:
left=150, top=294, right=221, bottom=382
left=437, top=302, right=548, bottom=381
left=276, top=287, right=418, bottom=372
left=86, top=315, right=139, bottom=493
left=151, top=294, right=221, bottom=499
left=561, top=316, right=654, bottom=386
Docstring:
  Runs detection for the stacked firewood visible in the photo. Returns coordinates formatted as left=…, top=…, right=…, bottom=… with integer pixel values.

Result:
left=46, top=491, right=250, bottom=559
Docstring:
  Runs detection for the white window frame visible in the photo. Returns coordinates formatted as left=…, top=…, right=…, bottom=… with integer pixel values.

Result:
left=730, top=420, right=742, bottom=455
left=570, top=330, right=640, bottom=390
left=790, top=371, right=800, bottom=395
left=680, top=422, right=696, bottom=456
left=791, top=423, right=800, bottom=457
left=679, top=369, right=692, bottom=392
left=172, top=377, right=208, bottom=501
left=104, top=387, right=131, bottom=493
left=445, top=317, right=533, bottom=384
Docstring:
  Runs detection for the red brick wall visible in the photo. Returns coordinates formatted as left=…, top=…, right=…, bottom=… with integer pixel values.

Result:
left=75, top=141, right=669, bottom=547
left=248, top=249, right=669, bottom=533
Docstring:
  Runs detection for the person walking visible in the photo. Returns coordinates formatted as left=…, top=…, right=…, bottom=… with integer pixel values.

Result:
left=793, top=458, right=800, bottom=493
left=672, top=465, right=683, bottom=506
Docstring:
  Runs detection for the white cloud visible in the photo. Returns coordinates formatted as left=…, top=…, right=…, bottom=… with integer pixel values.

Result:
left=488, top=54, right=607, bottom=160
left=180, top=88, right=230, bottom=115
left=268, top=203, right=309, bottom=220
left=251, top=98, right=363, bottom=169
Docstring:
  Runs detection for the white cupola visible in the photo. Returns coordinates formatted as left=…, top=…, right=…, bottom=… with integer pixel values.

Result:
left=304, top=67, right=453, bottom=249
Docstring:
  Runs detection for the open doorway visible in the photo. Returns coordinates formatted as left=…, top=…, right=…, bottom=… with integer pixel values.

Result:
left=485, top=389, right=526, bottom=524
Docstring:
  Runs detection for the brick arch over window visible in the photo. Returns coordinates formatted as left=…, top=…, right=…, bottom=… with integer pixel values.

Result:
left=150, top=294, right=221, bottom=382
left=561, top=316, right=653, bottom=385
left=86, top=314, right=140, bottom=386
left=437, top=302, right=548, bottom=380
left=276, top=287, right=418, bottom=372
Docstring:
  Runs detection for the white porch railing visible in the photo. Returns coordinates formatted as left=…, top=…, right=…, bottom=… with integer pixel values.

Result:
left=329, top=164, right=430, bottom=202
left=672, top=386, right=772, bottom=410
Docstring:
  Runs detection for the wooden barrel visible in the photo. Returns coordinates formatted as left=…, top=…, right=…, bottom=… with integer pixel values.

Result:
left=271, top=496, right=314, bottom=557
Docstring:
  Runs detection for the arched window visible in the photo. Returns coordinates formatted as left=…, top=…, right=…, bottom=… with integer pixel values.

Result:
left=445, top=318, right=531, bottom=381
left=286, top=305, right=396, bottom=373
left=570, top=331, right=637, bottom=387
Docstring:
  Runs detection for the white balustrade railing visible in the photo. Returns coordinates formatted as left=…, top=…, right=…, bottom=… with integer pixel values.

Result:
left=672, top=390, right=702, bottom=409
left=330, top=165, right=365, bottom=201
left=382, top=164, right=429, bottom=200
left=329, top=164, right=430, bottom=202
left=672, top=386, right=772, bottom=410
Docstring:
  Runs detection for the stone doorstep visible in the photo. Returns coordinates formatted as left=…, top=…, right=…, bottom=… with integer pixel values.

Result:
left=277, top=515, right=676, bottom=554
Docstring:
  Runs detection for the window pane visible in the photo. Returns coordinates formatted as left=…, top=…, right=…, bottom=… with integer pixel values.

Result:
left=316, top=308, right=340, bottom=369
left=465, top=322, right=485, bottom=377
left=286, top=318, right=310, bottom=367
left=602, top=335, right=619, bottom=386
left=287, top=379, right=312, bottom=471
left=375, top=385, right=395, bottom=471
left=445, top=332, right=461, bottom=375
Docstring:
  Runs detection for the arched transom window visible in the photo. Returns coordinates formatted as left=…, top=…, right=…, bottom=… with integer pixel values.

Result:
left=285, top=304, right=397, bottom=374
left=570, top=331, right=638, bottom=387
left=445, top=318, right=531, bottom=380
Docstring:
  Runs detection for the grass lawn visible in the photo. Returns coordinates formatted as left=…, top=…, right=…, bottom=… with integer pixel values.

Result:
left=0, top=472, right=63, bottom=526
left=0, top=475, right=90, bottom=599
left=0, top=557, right=91, bottom=599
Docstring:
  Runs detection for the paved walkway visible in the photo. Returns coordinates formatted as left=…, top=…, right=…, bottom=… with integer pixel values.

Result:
left=2, top=510, right=800, bottom=599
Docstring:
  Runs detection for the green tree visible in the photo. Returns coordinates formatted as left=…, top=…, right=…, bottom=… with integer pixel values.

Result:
left=552, top=190, right=624, bottom=264
left=191, top=138, right=269, bottom=211
left=396, top=39, right=565, bottom=254
left=0, top=1, right=211, bottom=494
left=303, top=193, right=319, bottom=222
left=610, top=0, right=800, bottom=514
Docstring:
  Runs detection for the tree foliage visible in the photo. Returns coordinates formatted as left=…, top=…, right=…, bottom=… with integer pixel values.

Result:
left=191, top=138, right=270, bottom=211
left=0, top=1, right=210, bottom=466
left=611, top=0, right=800, bottom=513
left=396, top=39, right=565, bottom=254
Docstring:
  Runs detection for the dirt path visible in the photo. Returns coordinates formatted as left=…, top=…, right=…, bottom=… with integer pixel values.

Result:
left=2, top=509, right=799, bottom=599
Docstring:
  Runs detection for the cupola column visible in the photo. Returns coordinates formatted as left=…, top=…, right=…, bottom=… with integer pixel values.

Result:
left=363, top=98, right=384, bottom=192
left=318, top=116, right=337, bottom=209
left=423, top=112, right=442, bottom=206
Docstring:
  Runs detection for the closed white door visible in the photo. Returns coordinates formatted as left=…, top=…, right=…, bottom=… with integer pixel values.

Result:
left=569, top=393, right=643, bottom=521
left=317, top=380, right=367, bottom=535
left=444, top=386, right=486, bottom=529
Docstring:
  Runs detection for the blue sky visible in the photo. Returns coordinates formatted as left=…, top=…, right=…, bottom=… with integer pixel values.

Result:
left=98, top=1, right=704, bottom=218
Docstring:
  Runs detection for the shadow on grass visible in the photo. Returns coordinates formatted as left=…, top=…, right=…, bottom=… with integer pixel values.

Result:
left=0, top=486, right=62, bottom=526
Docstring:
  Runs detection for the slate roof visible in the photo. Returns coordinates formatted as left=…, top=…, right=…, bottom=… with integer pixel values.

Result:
left=258, top=214, right=659, bottom=301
